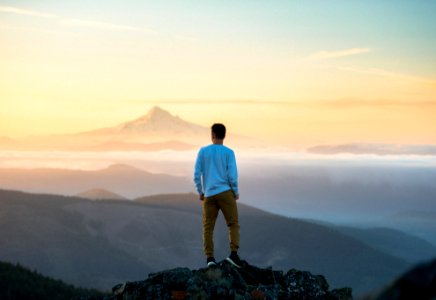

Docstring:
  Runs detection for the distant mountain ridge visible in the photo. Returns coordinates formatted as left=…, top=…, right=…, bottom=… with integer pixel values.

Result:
left=0, top=188, right=410, bottom=296
left=76, top=188, right=128, bottom=200
left=334, top=226, right=436, bottom=264
left=0, top=164, right=192, bottom=198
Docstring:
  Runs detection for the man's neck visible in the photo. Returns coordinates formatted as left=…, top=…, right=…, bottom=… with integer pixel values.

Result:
left=213, top=139, right=224, bottom=145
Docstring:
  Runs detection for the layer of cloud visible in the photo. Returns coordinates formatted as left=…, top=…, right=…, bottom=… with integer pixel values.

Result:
left=129, top=99, right=436, bottom=109
left=0, top=5, right=155, bottom=34
left=0, top=5, right=57, bottom=18
left=129, top=99, right=297, bottom=106
left=307, top=143, right=436, bottom=156
left=61, top=18, right=156, bottom=34
left=316, top=99, right=436, bottom=109
left=309, top=48, right=371, bottom=61
left=337, top=66, right=436, bottom=88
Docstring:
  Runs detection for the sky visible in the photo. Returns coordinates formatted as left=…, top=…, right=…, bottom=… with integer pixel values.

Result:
left=1, top=0, right=436, bottom=147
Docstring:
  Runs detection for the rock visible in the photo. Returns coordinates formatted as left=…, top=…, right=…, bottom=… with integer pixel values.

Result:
left=327, top=288, right=353, bottom=300
left=96, top=260, right=352, bottom=300
left=187, top=263, right=247, bottom=299
left=285, top=269, right=330, bottom=300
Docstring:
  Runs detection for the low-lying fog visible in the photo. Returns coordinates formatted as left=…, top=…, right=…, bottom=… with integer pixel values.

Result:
left=1, top=149, right=435, bottom=244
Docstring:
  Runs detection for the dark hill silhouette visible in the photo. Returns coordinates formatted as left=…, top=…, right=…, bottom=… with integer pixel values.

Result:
left=0, top=189, right=410, bottom=296
left=0, top=260, right=106, bottom=300
left=365, top=258, right=436, bottom=300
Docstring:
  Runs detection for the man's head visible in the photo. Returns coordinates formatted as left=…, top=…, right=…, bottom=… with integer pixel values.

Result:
left=211, top=123, right=226, bottom=141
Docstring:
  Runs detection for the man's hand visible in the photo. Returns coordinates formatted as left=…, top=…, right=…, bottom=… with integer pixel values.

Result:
left=199, top=194, right=204, bottom=201
left=234, top=194, right=239, bottom=201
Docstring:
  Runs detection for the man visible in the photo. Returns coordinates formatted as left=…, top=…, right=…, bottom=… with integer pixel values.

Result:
left=194, top=123, right=242, bottom=268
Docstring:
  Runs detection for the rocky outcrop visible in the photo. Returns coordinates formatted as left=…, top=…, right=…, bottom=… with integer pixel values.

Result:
left=102, top=260, right=352, bottom=300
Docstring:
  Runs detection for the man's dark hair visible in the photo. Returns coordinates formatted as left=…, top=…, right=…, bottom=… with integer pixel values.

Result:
left=211, top=123, right=226, bottom=139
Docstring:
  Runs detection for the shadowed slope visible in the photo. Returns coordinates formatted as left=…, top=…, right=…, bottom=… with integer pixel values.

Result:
left=0, top=189, right=409, bottom=295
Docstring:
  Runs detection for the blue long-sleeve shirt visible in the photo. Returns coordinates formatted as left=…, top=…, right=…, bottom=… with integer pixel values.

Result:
left=194, top=144, right=239, bottom=198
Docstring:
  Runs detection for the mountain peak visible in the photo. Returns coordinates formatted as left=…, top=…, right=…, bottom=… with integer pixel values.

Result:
left=138, top=106, right=175, bottom=123
left=117, top=107, right=207, bottom=135
left=147, top=106, right=171, bottom=118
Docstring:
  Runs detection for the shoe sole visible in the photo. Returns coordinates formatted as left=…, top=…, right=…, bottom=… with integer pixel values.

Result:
left=226, top=257, right=241, bottom=268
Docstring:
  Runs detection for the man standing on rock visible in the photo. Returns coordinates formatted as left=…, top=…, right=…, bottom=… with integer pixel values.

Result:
left=194, top=123, right=242, bottom=268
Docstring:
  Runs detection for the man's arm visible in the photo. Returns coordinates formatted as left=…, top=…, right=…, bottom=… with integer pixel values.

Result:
left=227, top=151, right=239, bottom=199
left=193, top=149, right=204, bottom=200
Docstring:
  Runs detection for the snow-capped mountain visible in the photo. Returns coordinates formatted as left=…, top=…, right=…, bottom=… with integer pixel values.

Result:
left=115, top=106, right=207, bottom=135
left=77, top=106, right=211, bottom=148
left=0, top=107, right=211, bottom=151
left=0, top=106, right=258, bottom=151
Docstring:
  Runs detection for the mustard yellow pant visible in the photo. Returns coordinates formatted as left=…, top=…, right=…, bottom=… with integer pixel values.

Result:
left=203, top=190, right=240, bottom=257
